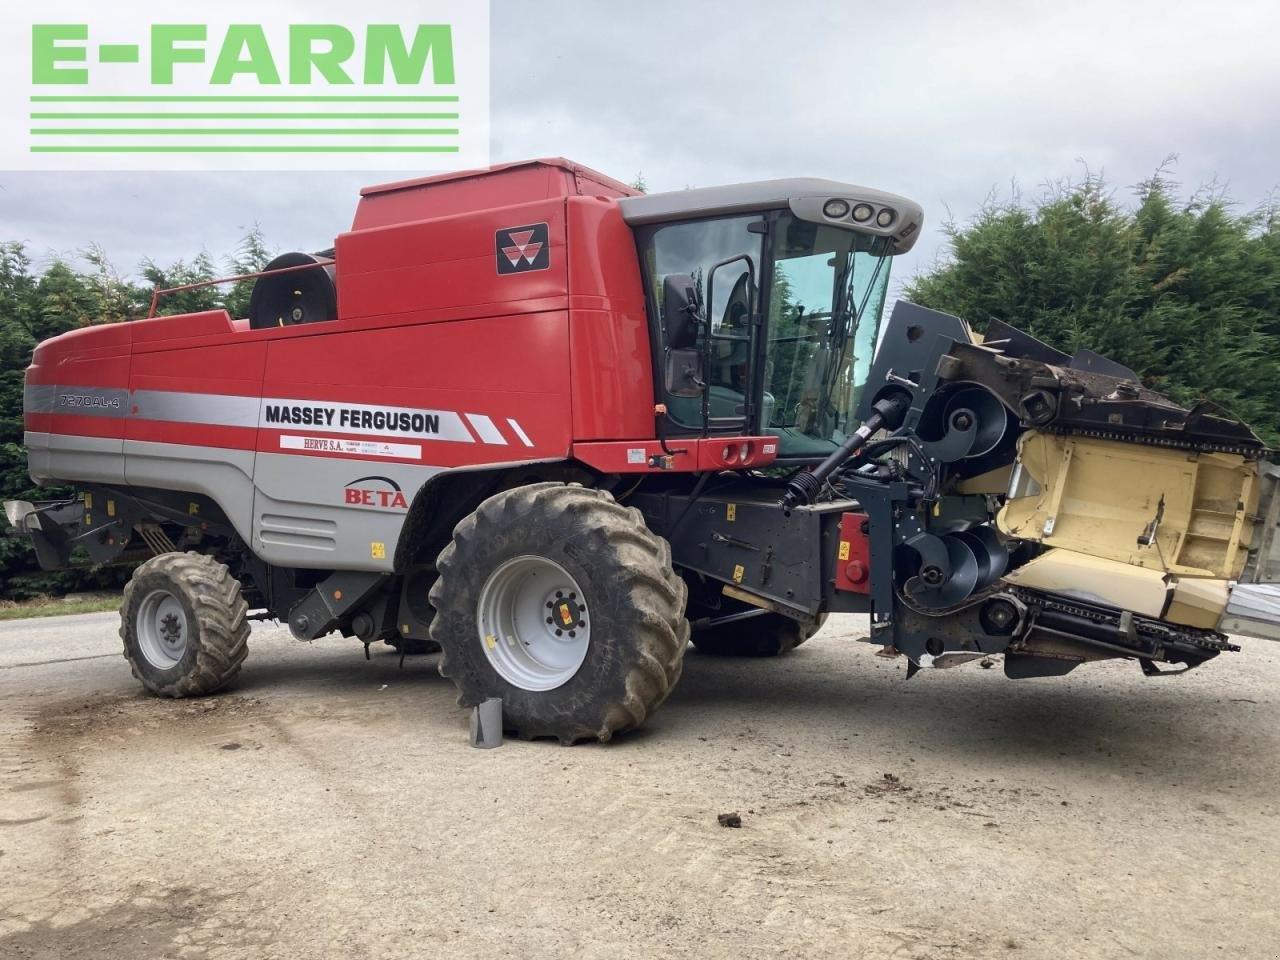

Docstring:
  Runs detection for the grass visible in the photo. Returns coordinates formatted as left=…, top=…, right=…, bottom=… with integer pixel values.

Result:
left=0, top=594, right=120, bottom=621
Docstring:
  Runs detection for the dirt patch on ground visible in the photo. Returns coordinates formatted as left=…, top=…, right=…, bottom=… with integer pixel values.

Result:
left=0, top=883, right=280, bottom=960
left=1, top=613, right=1278, bottom=959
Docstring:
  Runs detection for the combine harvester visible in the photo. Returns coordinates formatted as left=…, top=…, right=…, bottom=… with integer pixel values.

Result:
left=7, top=159, right=1277, bottom=741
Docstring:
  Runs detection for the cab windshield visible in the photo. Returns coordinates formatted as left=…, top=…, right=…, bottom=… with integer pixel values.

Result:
left=638, top=210, right=893, bottom=458
left=763, top=215, right=892, bottom=457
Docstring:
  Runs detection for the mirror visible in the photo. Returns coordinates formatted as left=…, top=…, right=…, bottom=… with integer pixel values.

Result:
left=664, top=347, right=705, bottom=398
left=705, top=254, right=756, bottom=336
left=723, top=270, right=752, bottom=333
left=662, top=274, right=701, bottom=350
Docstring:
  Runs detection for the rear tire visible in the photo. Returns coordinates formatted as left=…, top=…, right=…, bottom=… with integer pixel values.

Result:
left=690, top=611, right=827, bottom=657
left=429, top=482, right=688, bottom=743
left=120, top=551, right=249, bottom=697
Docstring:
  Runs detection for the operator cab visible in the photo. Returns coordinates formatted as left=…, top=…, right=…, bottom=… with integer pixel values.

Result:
left=619, top=180, right=924, bottom=461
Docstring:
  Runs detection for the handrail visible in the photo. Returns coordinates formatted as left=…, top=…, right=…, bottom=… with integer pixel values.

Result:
left=146, top=257, right=335, bottom=319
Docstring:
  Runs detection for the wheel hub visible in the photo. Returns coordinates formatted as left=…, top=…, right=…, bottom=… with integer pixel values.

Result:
left=160, top=612, right=182, bottom=641
left=477, top=556, right=592, bottom=691
left=136, top=588, right=190, bottom=670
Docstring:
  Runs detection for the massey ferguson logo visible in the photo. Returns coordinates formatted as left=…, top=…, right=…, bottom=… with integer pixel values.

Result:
left=344, top=475, right=408, bottom=510
left=496, top=222, right=550, bottom=274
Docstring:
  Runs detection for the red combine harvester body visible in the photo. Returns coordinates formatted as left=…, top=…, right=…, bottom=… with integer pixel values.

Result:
left=8, top=158, right=1278, bottom=743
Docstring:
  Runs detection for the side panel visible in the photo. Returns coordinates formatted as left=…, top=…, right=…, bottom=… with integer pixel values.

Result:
left=565, top=198, right=654, bottom=441
left=631, top=491, right=855, bottom=617
left=252, top=453, right=442, bottom=569
left=251, top=311, right=574, bottom=570
left=336, top=198, right=567, bottom=322
left=24, top=322, right=133, bottom=485
left=124, top=336, right=267, bottom=546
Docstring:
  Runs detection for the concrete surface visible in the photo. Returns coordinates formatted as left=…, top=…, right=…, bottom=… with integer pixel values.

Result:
left=1, top=611, right=1278, bottom=959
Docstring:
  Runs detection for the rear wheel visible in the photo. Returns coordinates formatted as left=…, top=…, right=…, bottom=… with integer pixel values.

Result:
left=120, top=551, right=249, bottom=697
left=429, top=483, right=688, bottom=743
left=690, top=610, right=827, bottom=657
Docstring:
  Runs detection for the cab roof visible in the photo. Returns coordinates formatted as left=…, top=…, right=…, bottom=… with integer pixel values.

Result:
left=618, top=178, right=925, bottom=253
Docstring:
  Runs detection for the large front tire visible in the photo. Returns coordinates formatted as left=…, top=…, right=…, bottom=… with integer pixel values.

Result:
left=120, top=551, right=249, bottom=697
left=429, top=483, right=688, bottom=743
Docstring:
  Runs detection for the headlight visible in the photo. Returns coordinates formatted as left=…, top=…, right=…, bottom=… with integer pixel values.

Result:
left=876, top=208, right=896, bottom=227
left=851, top=203, right=874, bottom=223
left=822, top=199, right=850, bottom=219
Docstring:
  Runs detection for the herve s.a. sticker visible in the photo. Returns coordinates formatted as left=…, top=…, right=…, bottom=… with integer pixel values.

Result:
left=281, top=435, right=422, bottom=460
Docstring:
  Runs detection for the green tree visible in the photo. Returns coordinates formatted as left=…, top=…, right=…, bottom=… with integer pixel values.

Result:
left=0, top=231, right=273, bottom=599
left=83, top=244, right=146, bottom=323
left=906, top=172, right=1280, bottom=444
left=223, top=225, right=275, bottom=320
left=141, top=251, right=221, bottom=317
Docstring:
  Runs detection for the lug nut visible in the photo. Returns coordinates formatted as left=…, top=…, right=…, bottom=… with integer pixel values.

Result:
left=555, top=629, right=563, bottom=636
left=546, top=617, right=553, bottom=624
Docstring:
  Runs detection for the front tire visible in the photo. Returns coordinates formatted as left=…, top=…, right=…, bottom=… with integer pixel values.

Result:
left=120, top=552, right=249, bottom=697
left=429, top=483, right=688, bottom=743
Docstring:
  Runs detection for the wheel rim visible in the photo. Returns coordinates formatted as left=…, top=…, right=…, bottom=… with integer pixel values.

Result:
left=477, top=555, right=591, bottom=691
left=135, top=588, right=190, bottom=670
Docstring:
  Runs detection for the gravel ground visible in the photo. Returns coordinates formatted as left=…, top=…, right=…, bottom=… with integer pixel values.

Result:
left=1, top=611, right=1278, bottom=959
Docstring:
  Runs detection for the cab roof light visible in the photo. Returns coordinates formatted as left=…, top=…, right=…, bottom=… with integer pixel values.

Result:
left=823, top=198, right=850, bottom=219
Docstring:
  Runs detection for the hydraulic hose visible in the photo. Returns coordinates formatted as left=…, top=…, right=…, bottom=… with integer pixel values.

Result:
left=779, top=392, right=912, bottom=509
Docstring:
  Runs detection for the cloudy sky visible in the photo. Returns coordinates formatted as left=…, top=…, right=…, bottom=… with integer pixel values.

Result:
left=2, top=0, right=1278, bottom=293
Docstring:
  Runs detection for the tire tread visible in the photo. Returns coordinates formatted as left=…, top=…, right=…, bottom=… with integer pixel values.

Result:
left=120, top=551, right=250, bottom=697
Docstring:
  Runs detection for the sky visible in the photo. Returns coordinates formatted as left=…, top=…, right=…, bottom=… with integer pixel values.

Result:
left=2, top=0, right=1279, bottom=297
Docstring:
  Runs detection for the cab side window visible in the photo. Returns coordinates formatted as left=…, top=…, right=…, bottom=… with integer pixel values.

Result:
left=639, top=215, right=764, bottom=427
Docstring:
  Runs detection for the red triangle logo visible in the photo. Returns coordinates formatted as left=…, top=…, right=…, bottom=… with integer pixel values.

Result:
left=507, top=230, right=536, bottom=251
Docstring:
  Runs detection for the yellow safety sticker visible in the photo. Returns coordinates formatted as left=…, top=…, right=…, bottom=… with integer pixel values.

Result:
left=486, top=635, right=496, bottom=649
left=107, top=499, right=116, bottom=517
left=83, top=492, right=92, bottom=509
left=732, top=564, right=745, bottom=583
left=371, top=541, right=386, bottom=560
left=838, top=541, right=850, bottom=560
left=188, top=501, right=200, bottom=516
left=559, top=603, right=574, bottom=626
left=727, top=503, right=737, bottom=521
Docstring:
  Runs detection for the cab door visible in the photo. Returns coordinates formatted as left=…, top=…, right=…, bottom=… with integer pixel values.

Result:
left=633, top=214, right=766, bottom=435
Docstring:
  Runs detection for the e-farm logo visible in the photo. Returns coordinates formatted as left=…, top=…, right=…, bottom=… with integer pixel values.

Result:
left=0, top=1, right=490, bottom=171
